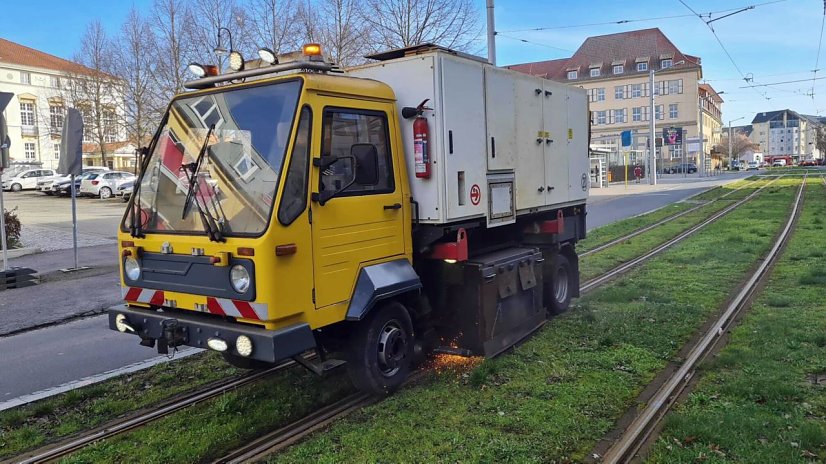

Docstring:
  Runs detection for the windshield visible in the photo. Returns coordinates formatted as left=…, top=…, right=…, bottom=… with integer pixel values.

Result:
left=124, top=80, right=302, bottom=236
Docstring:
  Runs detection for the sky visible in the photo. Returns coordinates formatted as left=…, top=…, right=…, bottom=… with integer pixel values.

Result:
left=1, top=0, right=824, bottom=123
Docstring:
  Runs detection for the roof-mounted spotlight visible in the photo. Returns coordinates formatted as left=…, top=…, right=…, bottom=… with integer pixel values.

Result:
left=229, top=51, right=245, bottom=72
left=188, top=63, right=218, bottom=78
left=258, top=47, right=278, bottom=65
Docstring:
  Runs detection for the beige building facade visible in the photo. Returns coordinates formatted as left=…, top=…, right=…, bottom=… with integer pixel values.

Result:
left=508, top=28, right=724, bottom=173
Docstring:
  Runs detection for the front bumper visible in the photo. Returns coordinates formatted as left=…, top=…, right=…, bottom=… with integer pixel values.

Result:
left=108, top=305, right=317, bottom=363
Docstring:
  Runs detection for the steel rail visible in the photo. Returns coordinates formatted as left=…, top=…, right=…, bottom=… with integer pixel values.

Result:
left=581, top=177, right=762, bottom=258
left=600, top=174, right=807, bottom=463
left=580, top=176, right=780, bottom=294
left=13, top=358, right=303, bottom=464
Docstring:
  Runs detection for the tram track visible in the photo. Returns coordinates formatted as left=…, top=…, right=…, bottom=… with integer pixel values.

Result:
left=10, top=176, right=785, bottom=464
left=598, top=174, right=807, bottom=464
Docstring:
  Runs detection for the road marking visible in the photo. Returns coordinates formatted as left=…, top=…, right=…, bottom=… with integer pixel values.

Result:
left=0, top=347, right=202, bottom=412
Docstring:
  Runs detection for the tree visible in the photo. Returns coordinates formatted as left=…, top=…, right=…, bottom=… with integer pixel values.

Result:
left=113, top=7, right=160, bottom=148
left=816, top=125, right=826, bottom=157
left=362, top=0, right=482, bottom=52
left=68, top=20, right=123, bottom=168
left=719, top=132, right=759, bottom=159
left=317, top=0, right=368, bottom=68
left=247, top=0, right=300, bottom=55
left=150, top=0, right=196, bottom=103
left=189, top=0, right=250, bottom=71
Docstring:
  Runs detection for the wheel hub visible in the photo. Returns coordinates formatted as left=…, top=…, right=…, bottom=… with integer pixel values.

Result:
left=554, top=264, right=569, bottom=304
left=377, top=320, right=407, bottom=377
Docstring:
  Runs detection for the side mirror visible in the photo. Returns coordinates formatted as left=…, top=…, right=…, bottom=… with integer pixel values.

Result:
left=351, top=143, right=378, bottom=186
left=312, top=155, right=356, bottom=206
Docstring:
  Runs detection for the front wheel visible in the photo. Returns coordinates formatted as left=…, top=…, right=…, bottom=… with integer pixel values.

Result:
left=10, top=183, right=22, bottom=192
left=546, top=253, right=573, bottom=316
left=99, top=187, right=112, bottom=199
left=346, top=301, right=413, bottom=395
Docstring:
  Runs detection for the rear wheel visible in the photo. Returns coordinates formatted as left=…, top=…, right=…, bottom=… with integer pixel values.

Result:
left=547, top=253, right=572, bottom=315
left=99, top=187, right=112, bottom=199
left=221, top=352, right=276, bottom=370
left=346, top=301, right=413, bottom=395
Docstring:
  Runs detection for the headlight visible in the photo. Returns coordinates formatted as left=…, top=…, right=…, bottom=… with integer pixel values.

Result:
left=236, top=335, right=253, bottom=357
left=115, top=314, right=134, bottom=333
left=230, top=265, right=250, bottom=293
left=124, top=256, right=141, bottom=280
left=229, top=51, right=244, bottom=71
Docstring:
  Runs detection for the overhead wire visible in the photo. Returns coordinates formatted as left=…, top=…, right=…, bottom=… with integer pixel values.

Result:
left=811, top=1, right=826, bottom=99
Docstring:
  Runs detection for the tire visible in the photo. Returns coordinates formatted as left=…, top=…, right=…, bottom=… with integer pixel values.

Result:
left=10, top=183, right=22, bottom=192
left=346, top=301, right=414, bottom=395
left=221, top=352, right=276, bottom=370
left=547, top=253, right=573, bottom=316
left=99, top=187, right=112, bottom=199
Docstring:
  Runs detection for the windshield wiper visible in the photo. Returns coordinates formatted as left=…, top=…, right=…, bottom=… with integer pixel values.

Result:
left=181, top=124, right=225, bottom=242
left=130, top=113, right=168, bottom=238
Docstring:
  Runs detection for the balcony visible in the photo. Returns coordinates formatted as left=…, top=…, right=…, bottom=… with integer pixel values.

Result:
left=21, top=126, right=38, bottom=137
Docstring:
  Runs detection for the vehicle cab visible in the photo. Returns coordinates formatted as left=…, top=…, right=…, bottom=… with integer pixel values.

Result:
left=109, top=45, right=413, bottom=387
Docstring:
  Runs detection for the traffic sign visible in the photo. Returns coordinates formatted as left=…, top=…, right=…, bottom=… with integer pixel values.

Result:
left=470, top=184, right=481, bottom=205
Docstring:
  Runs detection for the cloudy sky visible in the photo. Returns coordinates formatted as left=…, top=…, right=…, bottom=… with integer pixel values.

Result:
left=2, top=0, right=823, bottom=122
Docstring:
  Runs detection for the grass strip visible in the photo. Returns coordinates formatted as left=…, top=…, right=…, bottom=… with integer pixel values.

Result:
left=579, top=178, right=756, bottom=254
left=0, top=352, right=240, bottom=459
left=55, top=179, right=798, bottom=463
left=579, top=178, right=774, bottom=281
left=646, top=178, right=826, bottom=463
left=260, top=179, right=798, bottom=463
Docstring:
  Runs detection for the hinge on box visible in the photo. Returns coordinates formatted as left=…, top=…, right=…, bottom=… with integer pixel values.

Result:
left=308, top=207, right=313, bottom=224
left=312, top=288, right=316, bottom=304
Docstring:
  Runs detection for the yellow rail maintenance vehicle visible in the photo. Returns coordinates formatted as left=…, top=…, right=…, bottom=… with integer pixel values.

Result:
left=110, top=43, right=590, bottom=394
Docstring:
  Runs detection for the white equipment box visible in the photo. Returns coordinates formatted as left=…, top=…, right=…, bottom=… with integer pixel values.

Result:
left=349, top=46, right=589, bottom=226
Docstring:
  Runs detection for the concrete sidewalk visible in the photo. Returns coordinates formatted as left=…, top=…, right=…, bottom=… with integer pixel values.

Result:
left=6, top=243, right=118, bottom=281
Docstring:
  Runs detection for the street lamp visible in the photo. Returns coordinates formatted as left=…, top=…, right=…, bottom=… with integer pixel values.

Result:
left=649, top=60, right=684, bottom=185
left=728, top=116, right=745, bottom=170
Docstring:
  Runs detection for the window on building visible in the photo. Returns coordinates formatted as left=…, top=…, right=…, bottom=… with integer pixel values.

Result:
left=590, top=68, right=600, bottom=77
left=54, top=143, right=61, bottom=160
left=50, top=105, right=64, bottom=133
left=631, top=84, right=642, bottom=98
left=24, top=142, right=36, bottom=160
left=103, top=110, right=118, bottom=143
left=20, top=72, right=31, bottom=85
left=655, top=105, right=664, bottom=120
left=597, top=88, right=605, bottom=101
left=637, top=62, right=648, bottom=72
left=632, top=107, right=642, bottom=122
left=668, top=79, right=683, bottom=94
left=596, top=111, right=607, bottom=125
left=613, top=65, right=624, bottom=74
left=671, top=146, right=682, bottom=159
left=661, top=59, right=673, bottom=69
left=615, top=86, right=625, bottom=99
left=669, top=103, right=678, bottom=119
left=50, top=76, right=61, bottom=88
left=20, top=102, right=35, bottom=126
left=613, top=109, right=626, bottom=124
left=567, top=70, right=577, bottom=80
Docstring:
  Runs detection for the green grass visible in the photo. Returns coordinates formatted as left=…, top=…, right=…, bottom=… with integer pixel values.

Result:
left=0, top=352, right=240, bottom=459
left=646, top=178, right=826, bottom=463
left=577, top=178, right=757, bottom=254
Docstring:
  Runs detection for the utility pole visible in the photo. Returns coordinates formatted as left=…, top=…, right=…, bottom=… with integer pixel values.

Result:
left=649, top=67, right=656, bottom=184
left=699, top=94, right=704, bottom=176
left=486, top=0, right=496, bottom=66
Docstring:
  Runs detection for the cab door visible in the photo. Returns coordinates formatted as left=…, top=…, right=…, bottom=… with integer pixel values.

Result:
left=310, top=101, right=407, bottom=309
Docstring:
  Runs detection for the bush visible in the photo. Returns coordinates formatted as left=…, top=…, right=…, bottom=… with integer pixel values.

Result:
left=2, top=208, right=21, bottom=249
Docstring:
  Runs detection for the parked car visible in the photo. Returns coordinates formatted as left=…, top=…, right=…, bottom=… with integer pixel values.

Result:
left=37, top=167, right=109, bottom=195
left=747, top=161, right=759, bottom=170
left=772, top=159, right=787, bottom=167
left=79, top=171, right=136, bottom=199
left=800, top=159, right=817, bottom=167
left=117, top=180, right=135, bottom=202
left=667, top=163, right=698, bottom=174
left=2, top=169, right=57, bottom=191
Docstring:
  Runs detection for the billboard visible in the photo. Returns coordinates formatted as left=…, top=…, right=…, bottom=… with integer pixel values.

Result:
left=663, top=127, right=682, bottom=146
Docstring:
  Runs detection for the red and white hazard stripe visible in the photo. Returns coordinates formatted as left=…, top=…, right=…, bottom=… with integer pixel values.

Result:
left=122, top=287, right=165, bottom=306
left=205, top=297, right=267, bottom=321
left=121, top=287, right=268, bottom=321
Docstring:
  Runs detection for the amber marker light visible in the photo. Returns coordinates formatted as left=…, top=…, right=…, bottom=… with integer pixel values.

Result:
left=302, top=43, right=322, bottom=56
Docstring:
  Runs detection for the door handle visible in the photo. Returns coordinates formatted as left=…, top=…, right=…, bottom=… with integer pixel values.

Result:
left=384, top=203, right=402, bottom=210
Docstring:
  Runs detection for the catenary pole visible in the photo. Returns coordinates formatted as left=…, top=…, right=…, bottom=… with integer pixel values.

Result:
left=486, top=0, right=496, bottom=66
left=0, top=178, right=7, bottom=271
left=649, top=67, right=656, bottom=185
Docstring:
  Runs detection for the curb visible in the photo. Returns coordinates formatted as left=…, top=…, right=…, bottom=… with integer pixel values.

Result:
left=2, top=247, right=42, bottom=259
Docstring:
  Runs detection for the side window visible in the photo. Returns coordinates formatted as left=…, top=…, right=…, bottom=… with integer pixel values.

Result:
left=278, top=107, right=311, bottom=225
left=319, top=109, right=394, bottom=195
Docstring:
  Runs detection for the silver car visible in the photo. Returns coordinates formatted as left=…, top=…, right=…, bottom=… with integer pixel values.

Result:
left=79, top=171, right=136, bottom=199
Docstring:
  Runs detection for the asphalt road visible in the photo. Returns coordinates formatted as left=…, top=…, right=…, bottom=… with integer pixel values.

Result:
left=0, top=173, right=751, bottom=403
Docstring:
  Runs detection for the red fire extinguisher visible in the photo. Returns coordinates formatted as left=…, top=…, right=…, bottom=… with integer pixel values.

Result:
left=412, top=99, right=431, bottom=179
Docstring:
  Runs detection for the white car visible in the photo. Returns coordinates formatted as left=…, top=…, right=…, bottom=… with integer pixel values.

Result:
left=772, top=159, right=787, bottom=167
left=2, top=169, right=57, bottom=191
left=37, top=167, right=110, bottom=194
left=747, top=161, right=759, bottom=170
left=79, top=171, right=136, bottom=199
